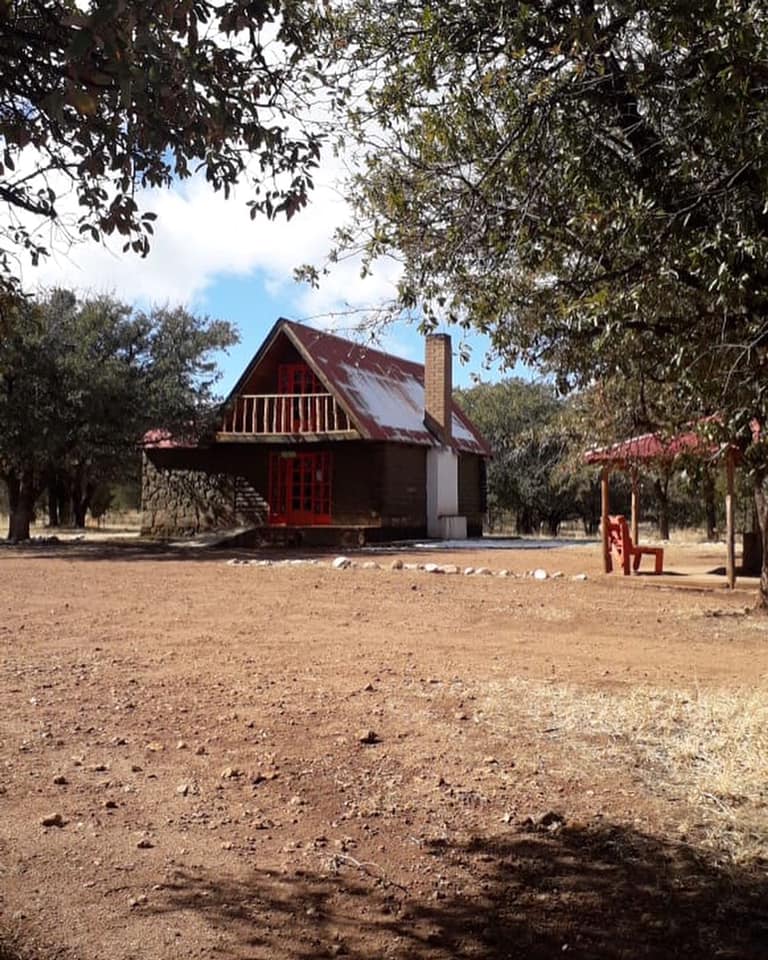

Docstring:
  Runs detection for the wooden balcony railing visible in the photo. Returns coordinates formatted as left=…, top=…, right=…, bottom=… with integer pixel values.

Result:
left=220, top=393, right=353, bottom=436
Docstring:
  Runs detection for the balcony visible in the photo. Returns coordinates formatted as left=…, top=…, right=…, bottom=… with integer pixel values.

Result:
left=218, top=393, right=355, bottom=439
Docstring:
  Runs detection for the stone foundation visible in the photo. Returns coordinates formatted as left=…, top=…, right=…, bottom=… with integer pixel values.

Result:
left=141, top=456, right=265, bottom=537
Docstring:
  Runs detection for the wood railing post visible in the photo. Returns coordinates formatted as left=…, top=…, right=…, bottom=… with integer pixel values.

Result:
left=601, top=465, right=612, bottom=573
left=726, top=447, right=736, bottom=589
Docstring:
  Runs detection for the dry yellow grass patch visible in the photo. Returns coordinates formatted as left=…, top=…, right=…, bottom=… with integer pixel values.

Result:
left=480, top=679, right=768, bottom=865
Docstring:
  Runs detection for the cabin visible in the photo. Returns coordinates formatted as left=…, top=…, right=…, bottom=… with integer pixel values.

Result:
left=141, top=318, right=491, bottom=545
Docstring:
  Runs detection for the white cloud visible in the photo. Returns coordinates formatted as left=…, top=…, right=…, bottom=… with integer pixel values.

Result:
left=18, top=147, right=400, bottom=323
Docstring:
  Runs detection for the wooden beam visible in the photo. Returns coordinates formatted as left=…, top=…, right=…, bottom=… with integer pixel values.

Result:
left=725, top=448, right=736, bottom=589
left=630, top=467, right=639, bottom=545
left=601, top=465, right=612, bottom=573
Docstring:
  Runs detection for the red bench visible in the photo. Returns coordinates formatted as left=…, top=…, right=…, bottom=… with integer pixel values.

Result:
left=607, top=515, right=664, bottom=575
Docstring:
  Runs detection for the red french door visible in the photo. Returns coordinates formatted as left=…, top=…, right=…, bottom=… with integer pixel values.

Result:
left=268, top=452, right=332, bottom=525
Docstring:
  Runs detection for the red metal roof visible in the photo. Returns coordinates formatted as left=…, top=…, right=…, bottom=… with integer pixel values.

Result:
left=142, top=428, right=199, bottom=449
left=584, top=429, right=718, bottom=465
left=231, top=319, right=491, bottom=456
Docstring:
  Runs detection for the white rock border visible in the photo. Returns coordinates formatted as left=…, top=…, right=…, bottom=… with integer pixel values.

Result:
left=224, top=556, right=589, bottom=581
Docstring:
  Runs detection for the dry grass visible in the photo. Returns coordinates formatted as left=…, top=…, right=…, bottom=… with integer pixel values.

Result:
left=480, top=679, right=768, bottom=865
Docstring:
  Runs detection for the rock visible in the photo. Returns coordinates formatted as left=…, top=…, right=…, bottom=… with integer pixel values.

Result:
left=52, top=775, right=68, bottom=785
left=332, top=556, right=351, bottom=570
left=176, top=740, right=187, bottom=750
left=145, top=741, right=164, bottom=752
left=389, top=558, right=403, bottom=570
left=454, top=711, right=468, bottom=721
left=176, top=783, right=190, bottom=796
left=423, top=563, right=443, bottom=574
left=551, top=571, right=564, bottom=579
left=361, top=561, right=379, bottom=570
left=195, top=745, right=207, bottom=755
left=441, top=564, right=459, bottom=575
left=572, top=573, right=589, bottom=581
left=357, top=729, right=380, bottom=745
left=104, top=799, right=118, bottom=809
left=498, top=569, right=511, bottom=577
left=363, top=682, right=375, bottom=692
left=128, top=894, right=148, bottom=908
left=220, top=766, right=243, bottom=780
left=403, top=562, right=420, bottom=571
left=136, top=837, right=154, bottom=849
left=475, top=567, right=492, bottom=576
left=533, top=568, right=548, bottom=580
left=41, top=813, right=65, bottom=828
left=463, top=567, right=475, bottom=576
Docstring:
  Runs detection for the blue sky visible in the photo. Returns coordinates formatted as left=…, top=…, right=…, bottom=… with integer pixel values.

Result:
left=25, top=168, right=515, bottom=396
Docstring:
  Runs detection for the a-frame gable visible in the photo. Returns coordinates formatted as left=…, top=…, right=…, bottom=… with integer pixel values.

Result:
left=220, top=318, right=368, bottom=438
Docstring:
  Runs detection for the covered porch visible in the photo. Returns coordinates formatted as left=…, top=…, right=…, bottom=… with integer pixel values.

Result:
left=585, top=429, right=741, bottom=588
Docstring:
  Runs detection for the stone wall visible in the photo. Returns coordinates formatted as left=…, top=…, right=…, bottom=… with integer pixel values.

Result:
left=141, top=455, right=264, bottom=537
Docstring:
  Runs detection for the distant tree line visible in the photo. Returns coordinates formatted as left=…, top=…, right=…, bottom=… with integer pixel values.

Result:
left=0, top=290, right=237, bottom=540
left=455, top=379, right=728, bottom=539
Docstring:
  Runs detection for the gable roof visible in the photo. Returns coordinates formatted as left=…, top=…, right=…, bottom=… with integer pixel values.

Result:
left=225, top=318, right=491, bottom=456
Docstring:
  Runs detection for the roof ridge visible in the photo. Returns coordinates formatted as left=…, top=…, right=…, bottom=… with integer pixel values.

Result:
left=283, top=318, right=425, bottom=374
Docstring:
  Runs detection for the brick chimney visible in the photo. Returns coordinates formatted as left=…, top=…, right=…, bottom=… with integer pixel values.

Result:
left=424, top=333, right=452, bottom=444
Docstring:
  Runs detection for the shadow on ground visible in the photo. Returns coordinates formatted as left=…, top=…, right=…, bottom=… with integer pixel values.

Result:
left=148, top=821, right=768, bottom=959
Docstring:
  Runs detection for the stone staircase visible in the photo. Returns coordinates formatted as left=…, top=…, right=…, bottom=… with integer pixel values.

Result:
left=233, top=477, right=269, bottom=526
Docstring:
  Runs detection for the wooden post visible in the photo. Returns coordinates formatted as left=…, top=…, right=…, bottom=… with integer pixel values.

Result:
left=630, top=467, right=639, bottom=545
left=601, top=465, right=612, bottom=573
left=725, top=447, right=736, bottom=589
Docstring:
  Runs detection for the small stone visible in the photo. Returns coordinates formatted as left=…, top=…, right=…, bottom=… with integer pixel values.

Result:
left=221, top=841, right=233, bottom=850
left=357, top=729, right=380, bottom=745
left=146, top=741, right=164, bottom=752
left=498, top=569, right=511, bottom=577
left=53, top=775, right=68, bottom=785
left=551, top=571, right=564, bottom=579
left=220, top=766, right=242, bottom=780
left=389, top=558, right=403, bottom=570
left=423, top=563, right=443, bottom=574
left=176, top=740, right=187, bottom=750
left=41, top=813, right=65, bottom=828
left=533, top=568, right=548, bottom=580
left=463, top=567, right=475, bottom=576
left=441, top=564, right=459, bottom=575
left=332, top=556, right=351, bottom=570
left=130, top=763, right=143, bottom=773
left=176, top=783, right=190, bottom=796
left=195, top=745, right=207, bottom=755
left=475, top=567, right=492, bottom=576
left=104, top=799, right=118, bottom=809
left=128, top=894, right=148, bottom=908
left=136, top=837, right=154, bottom=849
left=110, top=736, right=127, bottom=746
left=454, top=711, right=468, bottom=721
left=363, top=682, right=375, bottom=692
left=571, top=573, right=588, bottom=581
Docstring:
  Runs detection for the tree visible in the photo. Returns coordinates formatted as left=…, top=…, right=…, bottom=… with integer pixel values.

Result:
left=318, top=0, right=768, bottom=603
left=455, top=378, right=580, bottom=535
left=0, top=290, right=237, bottom=539
left=0, top=0, right=324, bottom=293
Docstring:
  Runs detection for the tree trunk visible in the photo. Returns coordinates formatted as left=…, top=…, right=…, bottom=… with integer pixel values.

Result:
left=653, top=474, right=670, bottom=541
left=5, top=470, right=37, bottom=541
left=701, top=465, right=717, bottom=541
left=753, top=476, right=768, bottom=610
left=47, top=483, right=60, bottom=527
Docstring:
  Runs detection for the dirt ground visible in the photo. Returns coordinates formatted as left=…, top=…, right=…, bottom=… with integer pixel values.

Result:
left=1, top=538, right=767, bottom=960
